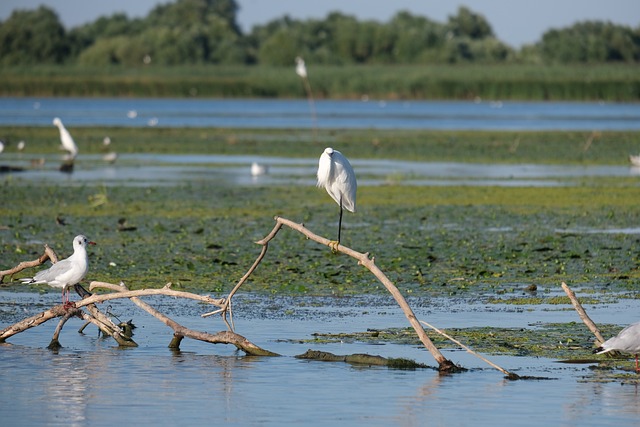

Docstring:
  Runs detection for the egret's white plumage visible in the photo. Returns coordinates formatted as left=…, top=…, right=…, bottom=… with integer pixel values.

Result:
left=295, top=57, right=307, bottom=79
left=251, top=162, right=268, bottom=177
left=317, top=147, right=357, bottom=244
left=53, top=117, right=78, bottom=159
left=20, top=235, right=95, bottom=302
left=596, top=321, right=640, bottom=371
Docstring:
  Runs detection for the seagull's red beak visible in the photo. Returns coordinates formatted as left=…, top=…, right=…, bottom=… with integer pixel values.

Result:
left=88, top=241, right=96, bottom=245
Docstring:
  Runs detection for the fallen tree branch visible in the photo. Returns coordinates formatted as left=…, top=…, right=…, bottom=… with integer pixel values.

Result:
left=90, top=281, right=278, bottom=356
left=204, top=215, right=461, bottom=372
left=419, top=320, right=517, bottom=379
left=561, top=282, right=606, bottom=346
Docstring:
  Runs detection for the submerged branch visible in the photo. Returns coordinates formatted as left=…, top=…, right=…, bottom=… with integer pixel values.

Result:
left=419, top=320, right=518, bottom=379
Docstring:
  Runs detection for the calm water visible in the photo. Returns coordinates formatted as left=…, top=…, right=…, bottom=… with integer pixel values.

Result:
left=1, top=97, right=640, bottom=130
left=3, top=153, right=640, bottom=188
left=1, top=291, right=639, bottom=426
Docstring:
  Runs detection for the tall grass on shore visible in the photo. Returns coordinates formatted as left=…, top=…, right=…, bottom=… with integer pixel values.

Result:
left=1, top=64, right=639, bottom=101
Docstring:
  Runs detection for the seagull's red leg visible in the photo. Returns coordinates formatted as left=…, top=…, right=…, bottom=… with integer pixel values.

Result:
left=635, top=354, right=639, bottom=373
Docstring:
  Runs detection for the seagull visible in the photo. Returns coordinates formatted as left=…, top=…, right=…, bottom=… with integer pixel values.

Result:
left=317, top=147, right=357, bottom=249
left=103, top=151, right=118, bottom=164
left=595, top=321, right=640, bottom=372
left=0, top=140, right=4, bottom=153
left=17, top=140, right=26, bottom=151
left=20, top=235, right=96, bottom=304
left=52, top=117, right=78, bottom=159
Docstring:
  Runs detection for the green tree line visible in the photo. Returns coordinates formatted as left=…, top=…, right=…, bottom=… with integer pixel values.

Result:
left=1, top=0, right=639, bottom=67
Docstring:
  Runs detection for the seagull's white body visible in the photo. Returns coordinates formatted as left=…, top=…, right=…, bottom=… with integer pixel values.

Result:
left=0, top=141, right=4, bottom=153
left=317, top=147, right=357, bottom=244
left=629, top=155, right=640, bottom=167
left=596, top=321, right=640, bottom=371
left=597, top=321, right=640, bottom=355
left=295, top=57, right=307, bottom=79
left=21, top=235, right=95, bottom=298
left=53, top=117, right=78, bottom=159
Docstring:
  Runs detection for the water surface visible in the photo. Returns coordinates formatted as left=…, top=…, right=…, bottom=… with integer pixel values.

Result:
left=2, top=98, right=639, bottom=131
left=1, top=292, right=639, bottom=426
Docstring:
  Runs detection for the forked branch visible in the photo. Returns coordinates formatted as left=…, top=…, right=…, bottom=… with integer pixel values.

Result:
left=205, top=215, right=460, bottom=372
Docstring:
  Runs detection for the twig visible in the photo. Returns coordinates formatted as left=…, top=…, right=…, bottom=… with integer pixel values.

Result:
left=419, top=320, right=517, bottom=379
left=561, top=282, right=606, bottom=345
left=0, top=244, right=59, bottom=283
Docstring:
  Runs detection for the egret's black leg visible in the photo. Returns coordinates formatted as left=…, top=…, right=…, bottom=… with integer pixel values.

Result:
left=338, top=203, right=343, bottom=243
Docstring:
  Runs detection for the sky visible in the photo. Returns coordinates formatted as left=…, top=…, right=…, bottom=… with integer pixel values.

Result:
left=0, top=0, right=638, bottom=47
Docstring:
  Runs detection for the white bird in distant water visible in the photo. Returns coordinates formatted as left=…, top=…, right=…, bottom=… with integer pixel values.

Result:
left=317, top=147, right=357, bottom=249
left=595, top=321, right=640, bottom=372
left=20, top=235, right=96, bottom=304
left=53, top=117, right=78, bottom=159
left=251, top=162, right=268, bottom=177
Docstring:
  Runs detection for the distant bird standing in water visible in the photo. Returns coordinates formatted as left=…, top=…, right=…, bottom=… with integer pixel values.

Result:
left=317, top=147, right=357, bottom=250
left=20, top=235, right=96, bottom=305
left=595, top=321, right=640, bottom=372
left=250, top=162, right=268, bottom=177
left=53, top=117, right=78, bottom=159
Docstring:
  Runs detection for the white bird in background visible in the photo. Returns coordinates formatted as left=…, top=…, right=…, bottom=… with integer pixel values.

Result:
left=317, top=147, right=357, bottom=248
left=295, top=56, right=317, bottom=137
left=17, top=140, right=26, bottom=151
left=20, top=235, right=96, bottom=304
left=595, top=321, right=640, bottom=372
left=103, top=136, right=111, bottom=146
left=250, top=162, right=268, bottom=177
left=52, top=117, right=78, bottom=159
left=0, top=140, right=4, bottom=154
left=295, top=56, right=307, bottom=79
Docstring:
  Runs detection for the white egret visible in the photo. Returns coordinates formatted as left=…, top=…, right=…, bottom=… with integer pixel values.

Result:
left=20, top=235, right=96, bottom=304
left=595, top=321, right=640, bottom=372
left=53, top=117, right=78, bottom=159
left=251, top=162, right=268, bottom=177
left=317, top=147, right=357, bottom=249
left=295, top=56, right=307, bottom=79
left=295, top=56, right=317, bottom=137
